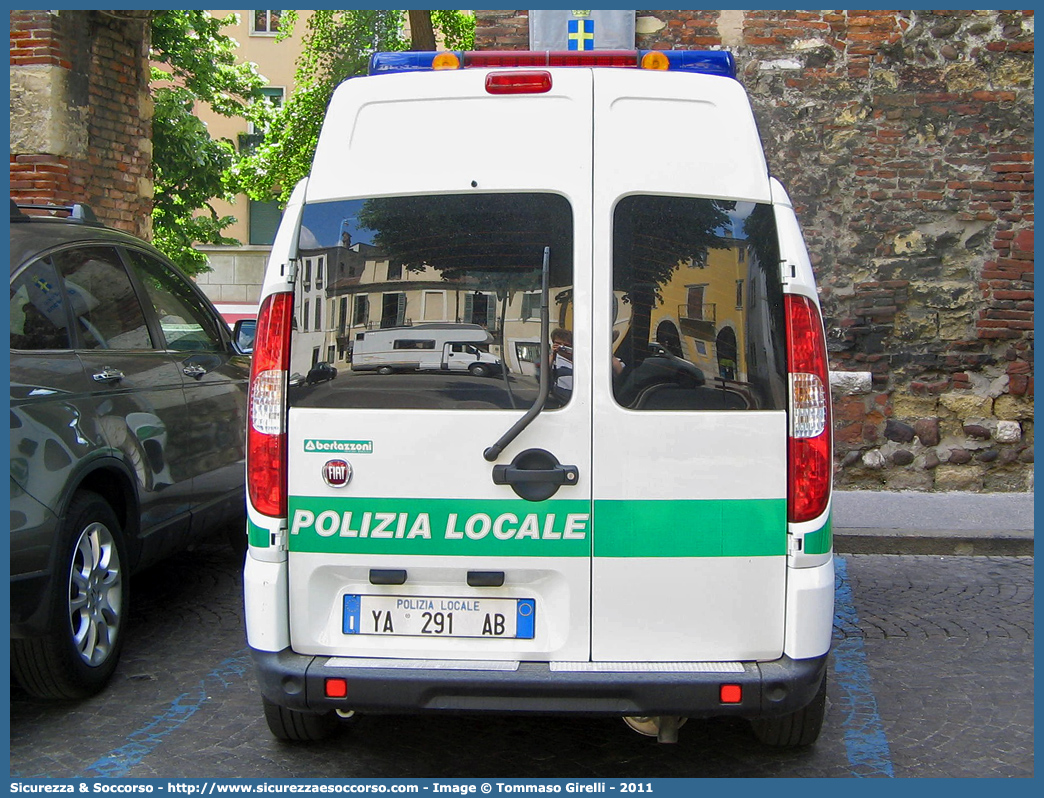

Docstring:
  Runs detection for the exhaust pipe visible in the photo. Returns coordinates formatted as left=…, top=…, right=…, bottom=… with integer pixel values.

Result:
left=623, top=715, right=686, bottom=743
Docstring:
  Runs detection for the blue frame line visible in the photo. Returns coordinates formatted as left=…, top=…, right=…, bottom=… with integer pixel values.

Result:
left=76, top=651, right=252, bottom=779
left=833, top=556, right=895, bottom=777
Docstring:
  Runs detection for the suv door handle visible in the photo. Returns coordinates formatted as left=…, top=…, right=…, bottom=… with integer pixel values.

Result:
left=182, top=364, right=207, bottom=379
left=92, top=368, right=124, bottom=383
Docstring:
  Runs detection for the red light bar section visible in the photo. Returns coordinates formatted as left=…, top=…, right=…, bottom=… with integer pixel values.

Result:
left=465, top=50, right=640, bottom=69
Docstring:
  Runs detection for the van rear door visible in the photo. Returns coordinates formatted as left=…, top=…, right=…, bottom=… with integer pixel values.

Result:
left=282, top=69, right=595, bottom=663
left=590, top=69, right=790, bottom=662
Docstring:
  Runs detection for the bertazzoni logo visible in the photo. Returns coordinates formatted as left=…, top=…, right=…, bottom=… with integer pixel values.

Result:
left=305, top=439, right=373, bottom=454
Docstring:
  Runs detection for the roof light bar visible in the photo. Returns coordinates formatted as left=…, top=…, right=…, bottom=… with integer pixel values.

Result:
left=369, top=50, right=736, bottom=79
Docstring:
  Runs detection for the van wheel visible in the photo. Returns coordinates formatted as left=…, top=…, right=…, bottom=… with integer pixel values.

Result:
left=750, top=673, right=827, bottom=747
left=377, top=366, right=395, bottom=375
left=468, top=363, right=490, bottom=378
left=12, top=491, right=127, bottom=699
left=262, top=697, right=340, bottom=742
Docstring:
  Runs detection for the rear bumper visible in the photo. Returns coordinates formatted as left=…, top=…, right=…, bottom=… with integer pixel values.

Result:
left=251, top=648, right=828, bottom=718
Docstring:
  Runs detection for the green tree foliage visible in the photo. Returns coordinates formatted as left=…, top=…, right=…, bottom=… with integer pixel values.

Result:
left=150, top=11, right=266, bottom=275
left=237, top=10, right=476, bottom=205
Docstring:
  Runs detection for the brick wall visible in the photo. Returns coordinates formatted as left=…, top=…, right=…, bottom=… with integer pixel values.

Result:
left=475, top=10, right=1034, bottom=492
left=10, top=10, right=153, bottom=239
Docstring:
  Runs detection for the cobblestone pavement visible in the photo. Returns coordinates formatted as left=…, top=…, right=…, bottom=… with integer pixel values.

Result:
left=8, top=545, right=1033, bottom=779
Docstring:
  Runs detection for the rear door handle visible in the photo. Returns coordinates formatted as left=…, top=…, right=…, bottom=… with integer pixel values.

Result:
left=492, top=464, right=579, bottom=486
left=491, top=448, right=579, bottom=502
left=92, top=368, right=124, bottom=383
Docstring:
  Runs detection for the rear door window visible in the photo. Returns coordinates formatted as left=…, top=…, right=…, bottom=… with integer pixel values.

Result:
left=49, top=246, right=153, bottom=350
left=10, top=258, right=73, bottom=350
left=611, top=195, right=787, bottom=411
left=291, top=193, right=573, bottom=410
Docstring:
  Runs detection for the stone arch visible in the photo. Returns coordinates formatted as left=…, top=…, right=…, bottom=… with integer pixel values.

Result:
left=715, top=325, right=737, bottom=379
left=655, top=319, right=684, bottom=357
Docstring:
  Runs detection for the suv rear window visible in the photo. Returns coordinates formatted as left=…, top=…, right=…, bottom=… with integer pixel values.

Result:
left=289, top=193, right=573, bottom=410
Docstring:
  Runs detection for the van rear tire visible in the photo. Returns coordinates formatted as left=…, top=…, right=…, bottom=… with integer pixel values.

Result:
left=262, top=698, right=339, bottom=742
left=376, top=366, right=395, bottom=375
left=750, top=672, right=827, bottom=747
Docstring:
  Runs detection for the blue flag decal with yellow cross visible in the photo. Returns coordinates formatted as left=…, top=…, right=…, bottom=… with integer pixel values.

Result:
left=567, top=18, right=595, bottom=50
left=529, top=11, right=635, bottom=51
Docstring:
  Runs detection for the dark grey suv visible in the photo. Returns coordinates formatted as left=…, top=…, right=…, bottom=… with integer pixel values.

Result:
left=9, top=201, right=249, bottom=699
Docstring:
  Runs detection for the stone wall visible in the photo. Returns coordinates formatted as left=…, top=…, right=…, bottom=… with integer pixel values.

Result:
left=10, top=10, right=153, bottom=239
left=475, top=9, right=1034, bottom=492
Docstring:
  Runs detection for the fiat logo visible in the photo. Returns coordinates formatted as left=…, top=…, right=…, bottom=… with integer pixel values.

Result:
left=322, top=459, right=352, bottom=488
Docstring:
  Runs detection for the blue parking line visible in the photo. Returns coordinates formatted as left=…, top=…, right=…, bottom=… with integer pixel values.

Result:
left=81, top=651, right=251, bottom=779
left=833, top=555, right=895, bottom=777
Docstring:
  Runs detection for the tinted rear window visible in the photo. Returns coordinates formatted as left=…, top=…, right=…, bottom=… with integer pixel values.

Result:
left=611, top=195, right=787, bottom=411
left=288, top=194, right=573, bottom=410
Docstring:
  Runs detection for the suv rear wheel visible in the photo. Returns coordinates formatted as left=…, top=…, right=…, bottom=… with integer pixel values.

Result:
left=12, top=491, right=128, bottom=699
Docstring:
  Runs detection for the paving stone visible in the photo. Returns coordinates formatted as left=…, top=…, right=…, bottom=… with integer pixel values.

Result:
left=9, top=545, right=1034, bottom=779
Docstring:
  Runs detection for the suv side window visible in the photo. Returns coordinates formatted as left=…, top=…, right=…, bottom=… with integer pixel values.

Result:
left=124, top=250, right=224, bottom=352
left=51, top=246, right=153, bottom=350
left=10, top=258, right=72, bottom=350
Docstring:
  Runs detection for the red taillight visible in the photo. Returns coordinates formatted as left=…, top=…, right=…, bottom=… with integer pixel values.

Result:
left=485, top=70, right=552, bottom=94
left=248, top=292, right=293, bottom=518
left=785, top=293, right=832, bottom=523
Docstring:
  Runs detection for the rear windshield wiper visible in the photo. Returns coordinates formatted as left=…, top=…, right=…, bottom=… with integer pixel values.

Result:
left=483, top=246, right=550, bottom=462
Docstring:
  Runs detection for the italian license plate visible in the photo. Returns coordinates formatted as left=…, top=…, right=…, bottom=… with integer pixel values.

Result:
left=343, top=594, right=535, bottom=639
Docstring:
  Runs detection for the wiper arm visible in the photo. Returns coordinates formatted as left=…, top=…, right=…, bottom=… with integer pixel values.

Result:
left=484, top=246, right=550, bottom=462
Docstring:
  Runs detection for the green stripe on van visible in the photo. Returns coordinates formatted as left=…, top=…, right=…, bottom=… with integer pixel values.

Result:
left=248, top=518, right=270, bottom=548
left=287, top=496, right=786, bottom=558
left=802, top=515, right=832, bottom=555
left=594, top=498, right=786, bottom=558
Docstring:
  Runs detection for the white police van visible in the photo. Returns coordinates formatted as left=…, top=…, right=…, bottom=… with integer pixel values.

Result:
left=244, top=49, right=834, bottom=746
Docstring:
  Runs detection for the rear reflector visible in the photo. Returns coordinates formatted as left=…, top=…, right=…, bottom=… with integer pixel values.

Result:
left=785, top=294, right=832, bottom=523
left=325, top=678, right=348, bottom=699
left=720, top=684, right=743, bottom=704
left=485, top=70, right=552, bottom=94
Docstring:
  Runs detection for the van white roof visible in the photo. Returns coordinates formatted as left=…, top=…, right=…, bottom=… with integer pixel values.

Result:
left=308, top=66, right=771, bottom=205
